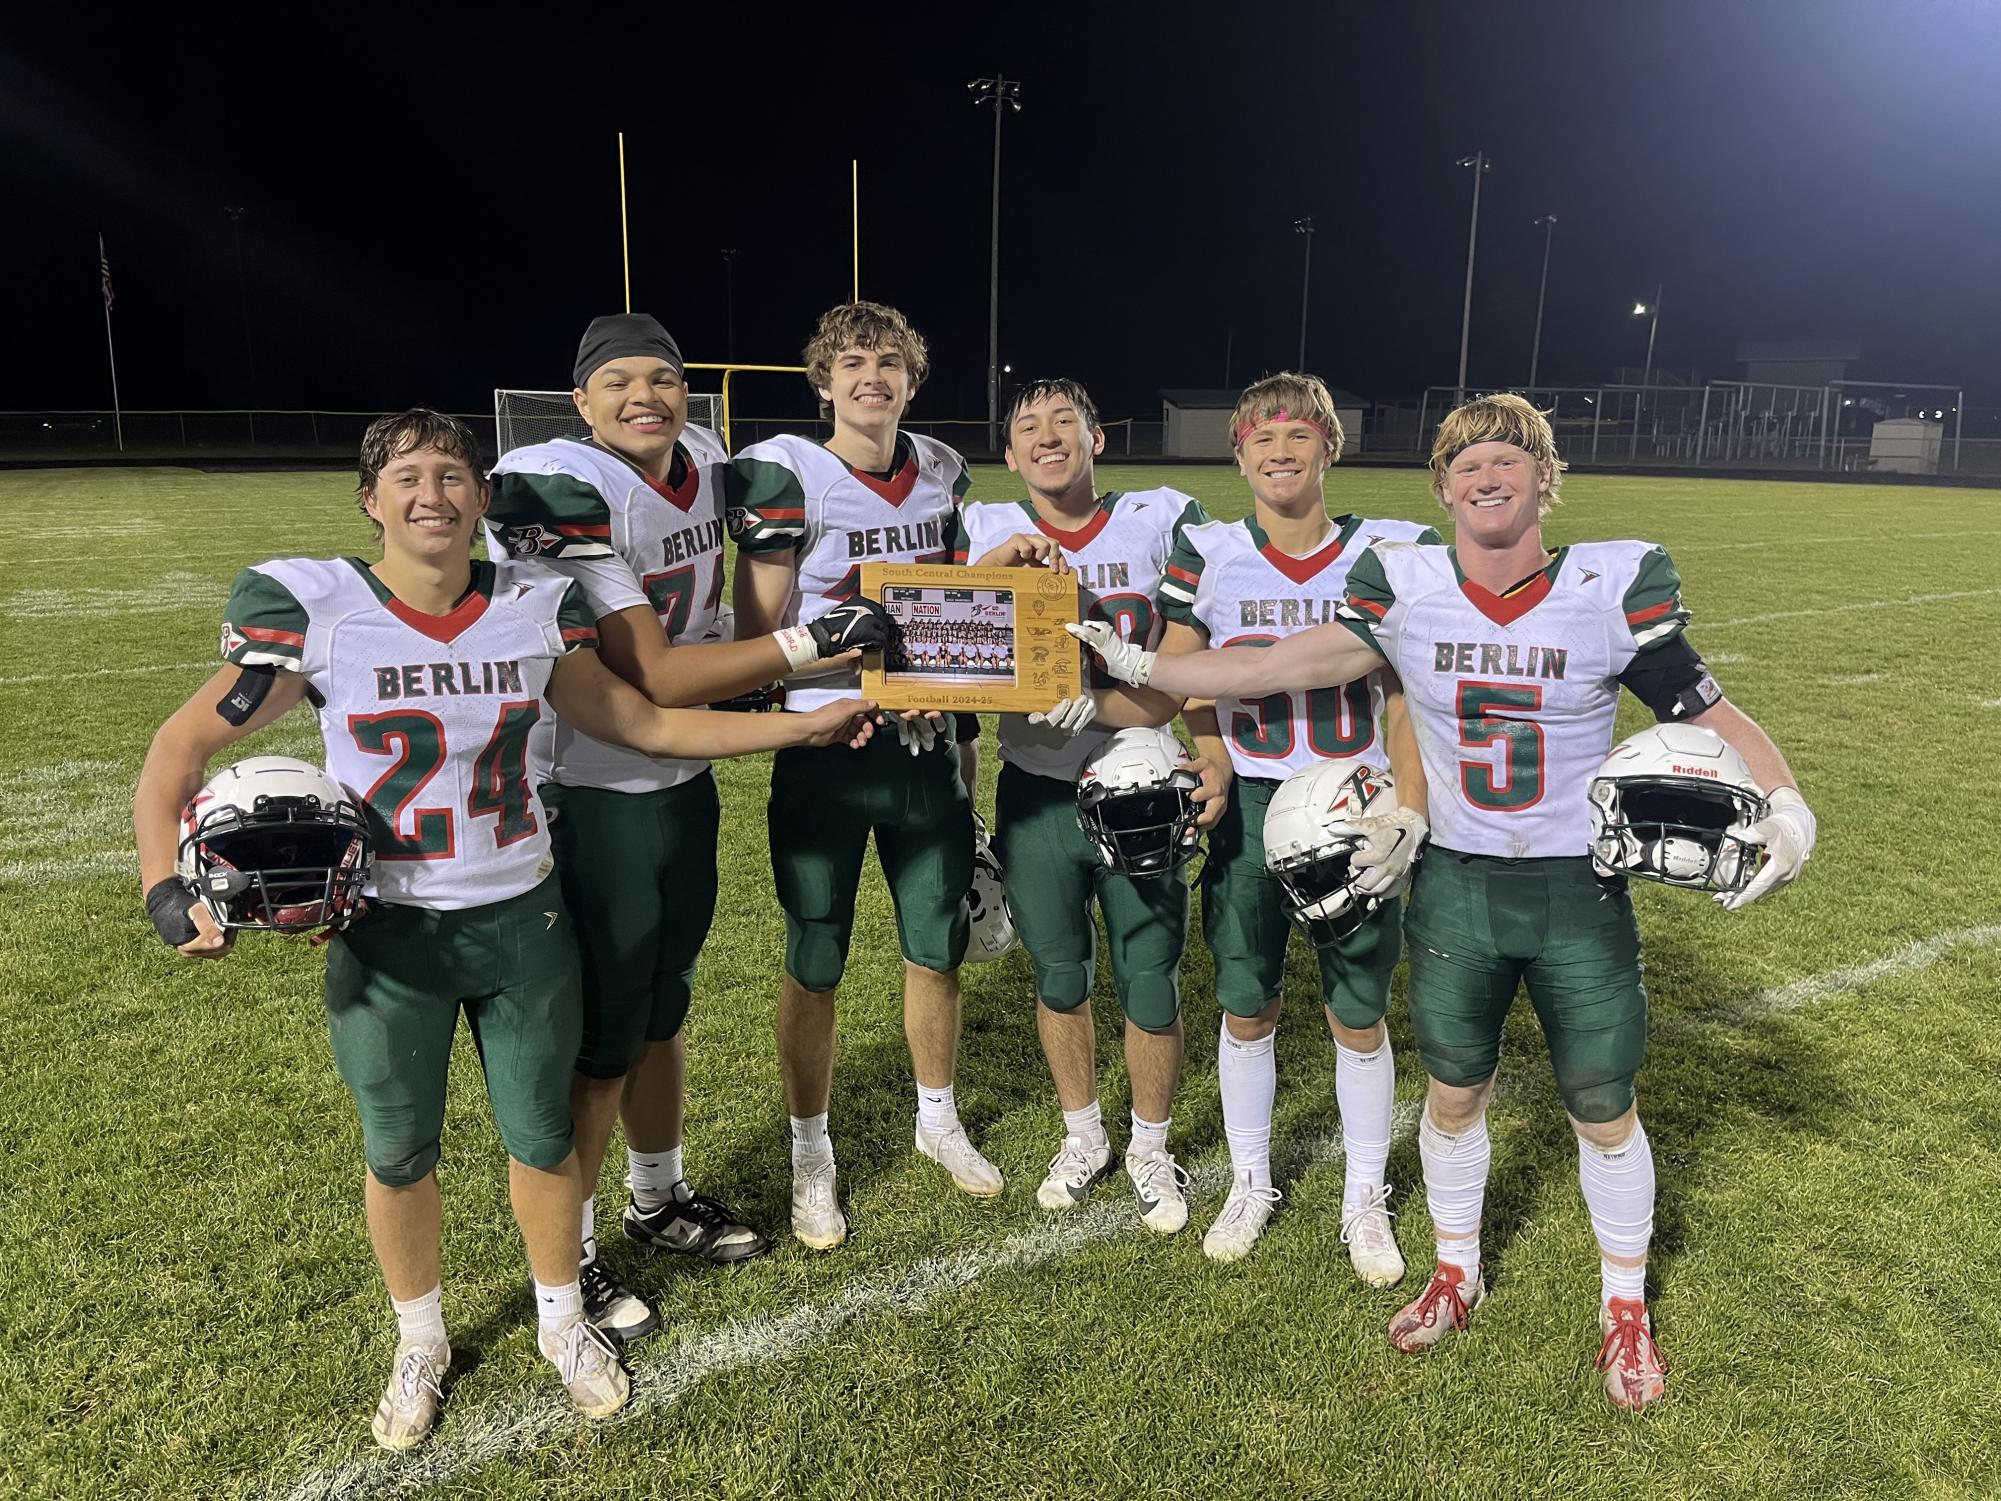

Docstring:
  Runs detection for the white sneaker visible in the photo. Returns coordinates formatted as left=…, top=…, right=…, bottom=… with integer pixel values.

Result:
left=1339, top=1182, right=1407, bottom=1288
left=538, top=1318, right=631, bottom=1418
left=791, top=1152, right=847, bottom=1251
left=1036, top=1133, right=1115, bottom=1210
left=1125, top=1148, right=1191, bottom=1235
left=915, top=1120, right=1005, bottom=1198
left=1202, top=1176, right=1283, bottom=1262
left=371, top=1337, right=449, bottom=1451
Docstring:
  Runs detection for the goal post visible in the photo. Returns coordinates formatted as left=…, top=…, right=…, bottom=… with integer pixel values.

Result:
left=493, top=363, right=805, bottom=456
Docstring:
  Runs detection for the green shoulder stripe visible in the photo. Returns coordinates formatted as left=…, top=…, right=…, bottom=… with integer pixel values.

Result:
left=1171, top=497, right=1212, bottom=551
left=1621, top=545, right=1689, bottom=648
left=1416, top=525, right=1445, bottom=545
left=221, top=567, right=308, bottom=669
left=724, top=456, right=809, bottom=554
left=951, top=464, right=973, bottom=500
left=1335, top=545, right=1397, bottom=638
left=556, top=580, right=600, bottom=652
left=1157, top=531, right=1206, bottom=623
left=489, top=471, right=615, bottom=560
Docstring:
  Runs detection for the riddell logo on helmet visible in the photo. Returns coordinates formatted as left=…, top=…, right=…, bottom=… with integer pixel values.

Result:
left=1670, top=764, right=1721, bottom=778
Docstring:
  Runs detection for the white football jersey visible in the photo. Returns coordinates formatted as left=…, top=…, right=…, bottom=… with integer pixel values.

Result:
left=1160, top=514, right=1439, bottom=782
left=486, top=428, right=729, bottom=793
left=220, top=556, right=597, bottom=909
left=963, top=488, right=1209, bottom=781
left=1337, top=539, right=1692, bottom=859
left=726, top=432, right=970, bottom=711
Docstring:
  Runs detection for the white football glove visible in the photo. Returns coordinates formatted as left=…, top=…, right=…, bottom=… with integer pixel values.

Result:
left=1349, top=806, right=1429, bottom=897
left=893, top=712, right=941, bottom=756
left=1027, top=693, right=1099, bottom=738
left=1717, top=786, right=1816, bottom=911
left=1064, top=620, right=1155, bottom=686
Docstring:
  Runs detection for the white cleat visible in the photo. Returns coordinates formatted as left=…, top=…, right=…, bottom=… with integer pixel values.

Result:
left=538, top=1317, right=631, bottom=1418
left=1339, top=1182, right=1407, bottom=1288
left=1037, top=1134, right=1116, bottom=1210
left=915, top=1121, right=1005, bottom=1198
left=1126, top=1148, right=1191, bottom=1235
left=371, top=1338, right=449, bottom=1451
left=1202, top=1176, right=1283, bottom=1262
left=791, top=1152, right=848, bottom=1251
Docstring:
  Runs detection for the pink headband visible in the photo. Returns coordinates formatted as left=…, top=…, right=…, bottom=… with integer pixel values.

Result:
left=1233, top=409, right=1333, bottom=447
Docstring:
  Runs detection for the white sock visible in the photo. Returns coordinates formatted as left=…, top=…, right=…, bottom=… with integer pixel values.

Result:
left=1129, top=1111, right=1170, bottom=1158
left=1061, top=1100, right=1107, bottom=1147
left=791, top=1112, right=831, bottom=1165
left=1578, top=1122, right=1655, bottom=1308
left=532, top=1277, right=583, bottom=1336
left=1334, top=1037, right=1396, bottom=1205
left=916, top=1082, right=958, bottom=1135
left=579, top=1194, right=597, bottom=1264
left=1217, top=1021, right=1277, bottom=1190
left=1420, top=1112, right=1490, bottom=1283
left=390, top=1286, right=447, bottom=1349
left=627, top=1146, right=683, bottom=1209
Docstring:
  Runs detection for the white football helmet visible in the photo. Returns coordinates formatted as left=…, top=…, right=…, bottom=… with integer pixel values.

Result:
left=1588, top=724, right=1768, bottom=893
left=1076, top=728, right=1202, bottom=878
left=1263, top=758, right=1402, bottom=945
left=177, top=755, right=371, bottom=932
left=963, top=816, right=1018, bottom=964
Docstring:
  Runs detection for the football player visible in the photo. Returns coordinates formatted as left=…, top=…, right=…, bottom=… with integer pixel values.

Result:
left=961, top=378, right=1211, bottom=1231
left=134, top=410, right=876, bottom=1449
left=726, top=302, right=1060, bottom=1248
left=1072, top=392, right=1818, bottom=1408
left=1145, top=373, right=1436, bottom=1270
left=484, top=315, right=891, bottom=1342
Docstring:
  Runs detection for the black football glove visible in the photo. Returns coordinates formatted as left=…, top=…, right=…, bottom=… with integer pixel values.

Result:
left=146, top=876, right=202, bottom=948
left=806, top=597, right=892, bottom=658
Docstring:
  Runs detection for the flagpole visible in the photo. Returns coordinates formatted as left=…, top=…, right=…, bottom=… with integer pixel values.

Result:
left=618, top=132, right=631, bottom=313
left=99, top=233, right=124, bottom=453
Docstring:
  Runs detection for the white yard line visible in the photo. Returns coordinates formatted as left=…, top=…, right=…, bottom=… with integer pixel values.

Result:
left=270, top=920, right=2001, bottom=1501
left=1673, top=528, right=2001, bottom=552
left=1703, top=587, right=2001, bottom=631
left=0, top=660, right=212, bottom=689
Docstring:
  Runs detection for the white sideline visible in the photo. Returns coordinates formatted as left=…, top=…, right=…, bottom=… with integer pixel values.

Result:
left=0, top=660, right=211, bottom=688
left=268, top=923, right=2001, bottom=1501
left=1703, top=586, right=2001, bottom=631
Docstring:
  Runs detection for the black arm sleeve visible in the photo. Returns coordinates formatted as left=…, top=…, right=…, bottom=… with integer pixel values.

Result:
left=1616, top=634, right=1724, bottom=723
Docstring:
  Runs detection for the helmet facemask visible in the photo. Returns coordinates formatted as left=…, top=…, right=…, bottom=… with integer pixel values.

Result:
left=1079, top=777, right=1200, bottom=878
left=1590, top=776, right=1766, bottom=893
left=182, top=797, right=371, bottom=932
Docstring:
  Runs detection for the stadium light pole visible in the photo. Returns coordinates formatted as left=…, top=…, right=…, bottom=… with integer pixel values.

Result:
left=1293, top=217, right=1314, bottom=370
left=969, top=74, right=1022, bottom=455
left=1454, top=153, right=1489, bottom=404
left=1529, top=214, right=1557, bottom=391
left=1635, top=284, right=1662, bottom=400
left=721, top=248, right=738, bottom=360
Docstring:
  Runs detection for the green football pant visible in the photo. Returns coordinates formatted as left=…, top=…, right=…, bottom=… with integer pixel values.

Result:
left=543, top=773, right=720, bottom=1079
left=768, top=717, right=973, bottom=990
left=323, top=875, right=581, bottom=1186
left=1403, top=849, right=1647, bottom=1124
left=1199, top=774, right=1404, bottom=1028
left=992, top=761, right=1188, bottom=1031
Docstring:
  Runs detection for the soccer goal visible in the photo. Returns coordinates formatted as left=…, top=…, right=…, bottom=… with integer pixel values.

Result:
left=493, top=388, right=722, bottom=456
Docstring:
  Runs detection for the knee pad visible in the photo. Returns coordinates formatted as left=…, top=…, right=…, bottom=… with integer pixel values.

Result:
left=1559, top=1072, right=1638, bottom=1125
left=1212, top=966, right=1275, bottom=1020
left=1118, top=971, right=1182, bottom=1033
left=365, top=1138, right=441, bottom=1189
left=1033, top=962, right=1092, bottom=1013
left=785, top=922, right=852, bottom=995
left=498, top=1124, right=575, bottom=1174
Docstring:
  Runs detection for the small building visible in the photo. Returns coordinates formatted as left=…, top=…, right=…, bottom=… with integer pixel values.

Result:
left=1160, top=387, right=1368, bottom=458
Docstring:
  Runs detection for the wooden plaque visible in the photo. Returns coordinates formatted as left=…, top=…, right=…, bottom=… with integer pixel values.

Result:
left=858, top=562, right=1082, bottom=713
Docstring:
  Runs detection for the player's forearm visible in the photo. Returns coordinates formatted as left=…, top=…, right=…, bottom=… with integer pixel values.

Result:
left=731, top=552, right=795, bottom=641
left=1382, top=684, right=1429, bottom=821
left=626, top=705, right=819, bottom=760
left=133, top=727, right=210, bottom=890
left=1691, top=699, right=1800, bottom=793
left=1143, top=623, right=1380, bottom=699
left=630, top=636, right=789, bottom=708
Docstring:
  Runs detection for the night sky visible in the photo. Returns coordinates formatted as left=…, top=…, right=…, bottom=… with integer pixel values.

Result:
left=10, top=0, right=2001, bottom=425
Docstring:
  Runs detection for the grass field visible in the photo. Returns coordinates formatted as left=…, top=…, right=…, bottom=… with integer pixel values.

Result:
left=3, top=461, right=1999, bottom=1501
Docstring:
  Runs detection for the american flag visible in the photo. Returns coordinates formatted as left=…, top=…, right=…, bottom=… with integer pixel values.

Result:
left=98, top=234, right=114, bottom=313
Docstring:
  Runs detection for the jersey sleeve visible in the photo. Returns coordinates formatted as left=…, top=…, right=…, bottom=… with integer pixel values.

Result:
left=556, top=580, right=601, bottom=653
left=1170, top=496, right=1212, bottom=552
left=1416, top=525, right=1445, bottom=545
left=1622, top=545, right=1691, bottom=651
left=488, top=470, right=616, bottom=561
left=219, top=567, right=308, bottom=671
left=1157, top=531, right=1206, bottom=626
left=944, top=503, right=971, bottom=563
left=724, top=455, right=809, bottom=554
left=1335, top=546, right=1397, bottom=649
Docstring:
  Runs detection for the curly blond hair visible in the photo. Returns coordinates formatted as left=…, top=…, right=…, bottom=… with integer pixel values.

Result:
left=1229, top=372, right=1344, bottom=462
left=1429, top=392, right=1566, bottom=517
left=803, top=301, right=930, bottom=419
